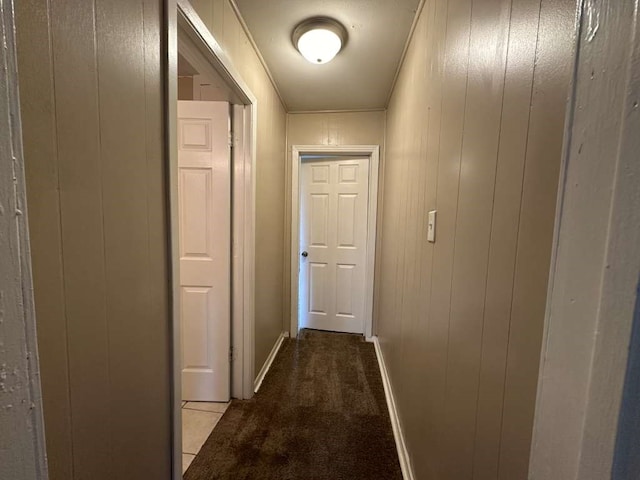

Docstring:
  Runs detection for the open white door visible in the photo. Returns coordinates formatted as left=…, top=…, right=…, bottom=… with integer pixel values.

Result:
left=299, top=158, right=370, bottom=334
left=178, top=101, right=230, bottom=401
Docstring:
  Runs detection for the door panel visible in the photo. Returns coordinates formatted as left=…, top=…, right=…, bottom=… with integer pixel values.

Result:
left=337, top=194, right=357, bottom=247
left=181, top=287, right=213, bottom=368
left=336, top=264, right=356, bottom=315
left=299, top=158, right=369, bottom=334
left=178, top=101, right=230, bottom=402
left=309, top=263, right=328, bottom=314
left=310, top=194, right=329, bottom=246
left=180, top=168, right=212, bottom=255
left=311, top=164, right=330, bottom=183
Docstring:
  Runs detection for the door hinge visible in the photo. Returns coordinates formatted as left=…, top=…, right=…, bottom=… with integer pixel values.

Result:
left=229, top=346, right=233, bottom=363
left=228, top=132, right=234, bottom=148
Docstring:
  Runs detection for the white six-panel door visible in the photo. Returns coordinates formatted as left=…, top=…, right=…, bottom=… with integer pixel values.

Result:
left=299, top=158, right=370, bottom=334
left=178, top=101, right=230, bottom=401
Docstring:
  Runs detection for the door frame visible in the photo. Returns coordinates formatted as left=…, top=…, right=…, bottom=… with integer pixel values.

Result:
left=167, top=2, right=257, bottom=478
left=290, top=145, right=380, bottom=339
left=0, top=0, right=48, bottom=475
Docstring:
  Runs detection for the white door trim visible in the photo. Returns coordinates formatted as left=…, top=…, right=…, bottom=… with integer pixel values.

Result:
left=290, top=145, right=380, bottom=339
left=528, top=0, right=640, bottom=476
left=0, top=1, right=49, bottom=476
left=168, top=2, right=257, bottom=478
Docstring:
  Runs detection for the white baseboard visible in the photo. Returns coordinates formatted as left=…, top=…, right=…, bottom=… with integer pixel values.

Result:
left=372, top=336, right=415, bottom=480
left=253, top=331, right=289, bottom=393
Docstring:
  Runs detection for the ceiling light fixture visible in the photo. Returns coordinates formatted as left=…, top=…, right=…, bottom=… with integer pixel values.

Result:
left=293, top=18, right=347, bottom=65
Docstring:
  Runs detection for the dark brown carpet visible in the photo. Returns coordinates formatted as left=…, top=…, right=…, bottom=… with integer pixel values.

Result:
left=184, top=329, right=403, bottom=480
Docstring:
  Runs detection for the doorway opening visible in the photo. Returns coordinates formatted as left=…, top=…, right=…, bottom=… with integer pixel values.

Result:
left=169, top=1, right=257, bottom=478
left=290, top=145, right=380, bottom=339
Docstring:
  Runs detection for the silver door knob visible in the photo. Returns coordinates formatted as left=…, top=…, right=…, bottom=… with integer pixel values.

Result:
left=301, top=251, right=308, bottom=257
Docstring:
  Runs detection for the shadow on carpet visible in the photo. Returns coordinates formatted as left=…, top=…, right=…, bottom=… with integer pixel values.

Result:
left=184, top=329, right=403, bottom=480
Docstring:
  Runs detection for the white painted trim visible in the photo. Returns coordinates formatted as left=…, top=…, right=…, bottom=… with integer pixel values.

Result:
left=529, top=1, right=640, bottom=477
left=0, top=1, right=49, bottom=476
left=231, top=104, right=245, bottom=399
left=254, top=332, right=289, bottom=393
left=371, top=337, right=415, bottom=480
left=244, top=102, right=257, bottom=400
left=290, top=145, right=380, bottom=338
left=166, top=3, right=181, bottom=479
left=169, top=2, right=258, bottom=478
left=230, top=103, right=256, bottom=400
left=364, top=153, right=380, bottom=338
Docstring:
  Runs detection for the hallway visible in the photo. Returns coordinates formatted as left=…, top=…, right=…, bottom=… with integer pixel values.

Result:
left=4, top=0, right=640, bottom=479
left=184, top=330, right=402, bottom=480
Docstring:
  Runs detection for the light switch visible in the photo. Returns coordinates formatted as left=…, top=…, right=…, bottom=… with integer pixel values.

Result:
left=427, top=210, right=436, bottom=243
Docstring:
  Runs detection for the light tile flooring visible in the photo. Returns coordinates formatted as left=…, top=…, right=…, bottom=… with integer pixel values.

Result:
left=181, top=401, right=230, bottom=474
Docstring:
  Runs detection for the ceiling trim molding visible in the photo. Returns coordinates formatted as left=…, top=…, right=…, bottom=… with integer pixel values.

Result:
left=288, top=108, right=387, bottom=115
left=384, top=0, right=426, bottom=108
left=228, top=0, right=289, bottom=111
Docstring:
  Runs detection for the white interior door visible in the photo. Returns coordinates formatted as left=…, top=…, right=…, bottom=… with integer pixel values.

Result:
left=178, top=101, right=230, bottom=401
left=299, top=158, right=370, bottom=334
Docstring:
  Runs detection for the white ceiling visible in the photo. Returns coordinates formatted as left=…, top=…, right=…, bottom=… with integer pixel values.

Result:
left=234, top=0, right=421, bottom=112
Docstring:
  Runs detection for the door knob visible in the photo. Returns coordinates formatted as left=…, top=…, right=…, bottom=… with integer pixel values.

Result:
left=301, top=251, right=308, bottom=257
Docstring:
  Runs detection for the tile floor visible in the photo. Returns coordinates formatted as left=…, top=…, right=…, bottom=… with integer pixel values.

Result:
left=181, top=400, right=230, bottom=474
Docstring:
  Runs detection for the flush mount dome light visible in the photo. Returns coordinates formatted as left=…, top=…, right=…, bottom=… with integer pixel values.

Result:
left=293, top=18, right=347, bottom=64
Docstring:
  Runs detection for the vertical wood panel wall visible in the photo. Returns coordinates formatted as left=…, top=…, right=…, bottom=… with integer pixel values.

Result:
left=378, top=0, right=575, bottom=478
left=15, top=0, right=171, bottom=479
left=189, top=0, right=287, bottom=373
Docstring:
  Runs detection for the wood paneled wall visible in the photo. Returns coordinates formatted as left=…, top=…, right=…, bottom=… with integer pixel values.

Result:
left=378, top=0, right=574, bottom=478
left=287, top=111, right=386, bottom=146
left=15, top=0, right=171, bottom=479
left=189, top=0, right=288, bottom=373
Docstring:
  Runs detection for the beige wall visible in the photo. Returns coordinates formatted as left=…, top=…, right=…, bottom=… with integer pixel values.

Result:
left=285, top=111, right=386, bottom=329
left=378, top=0, right=574, bottom=478
left=15, top=0, right=171, bottom=479
left=178, top=76, right=194, bottom=100
left=287, top=111, right=386, bottom=146
left=189, top=0, right=287, bottom=373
